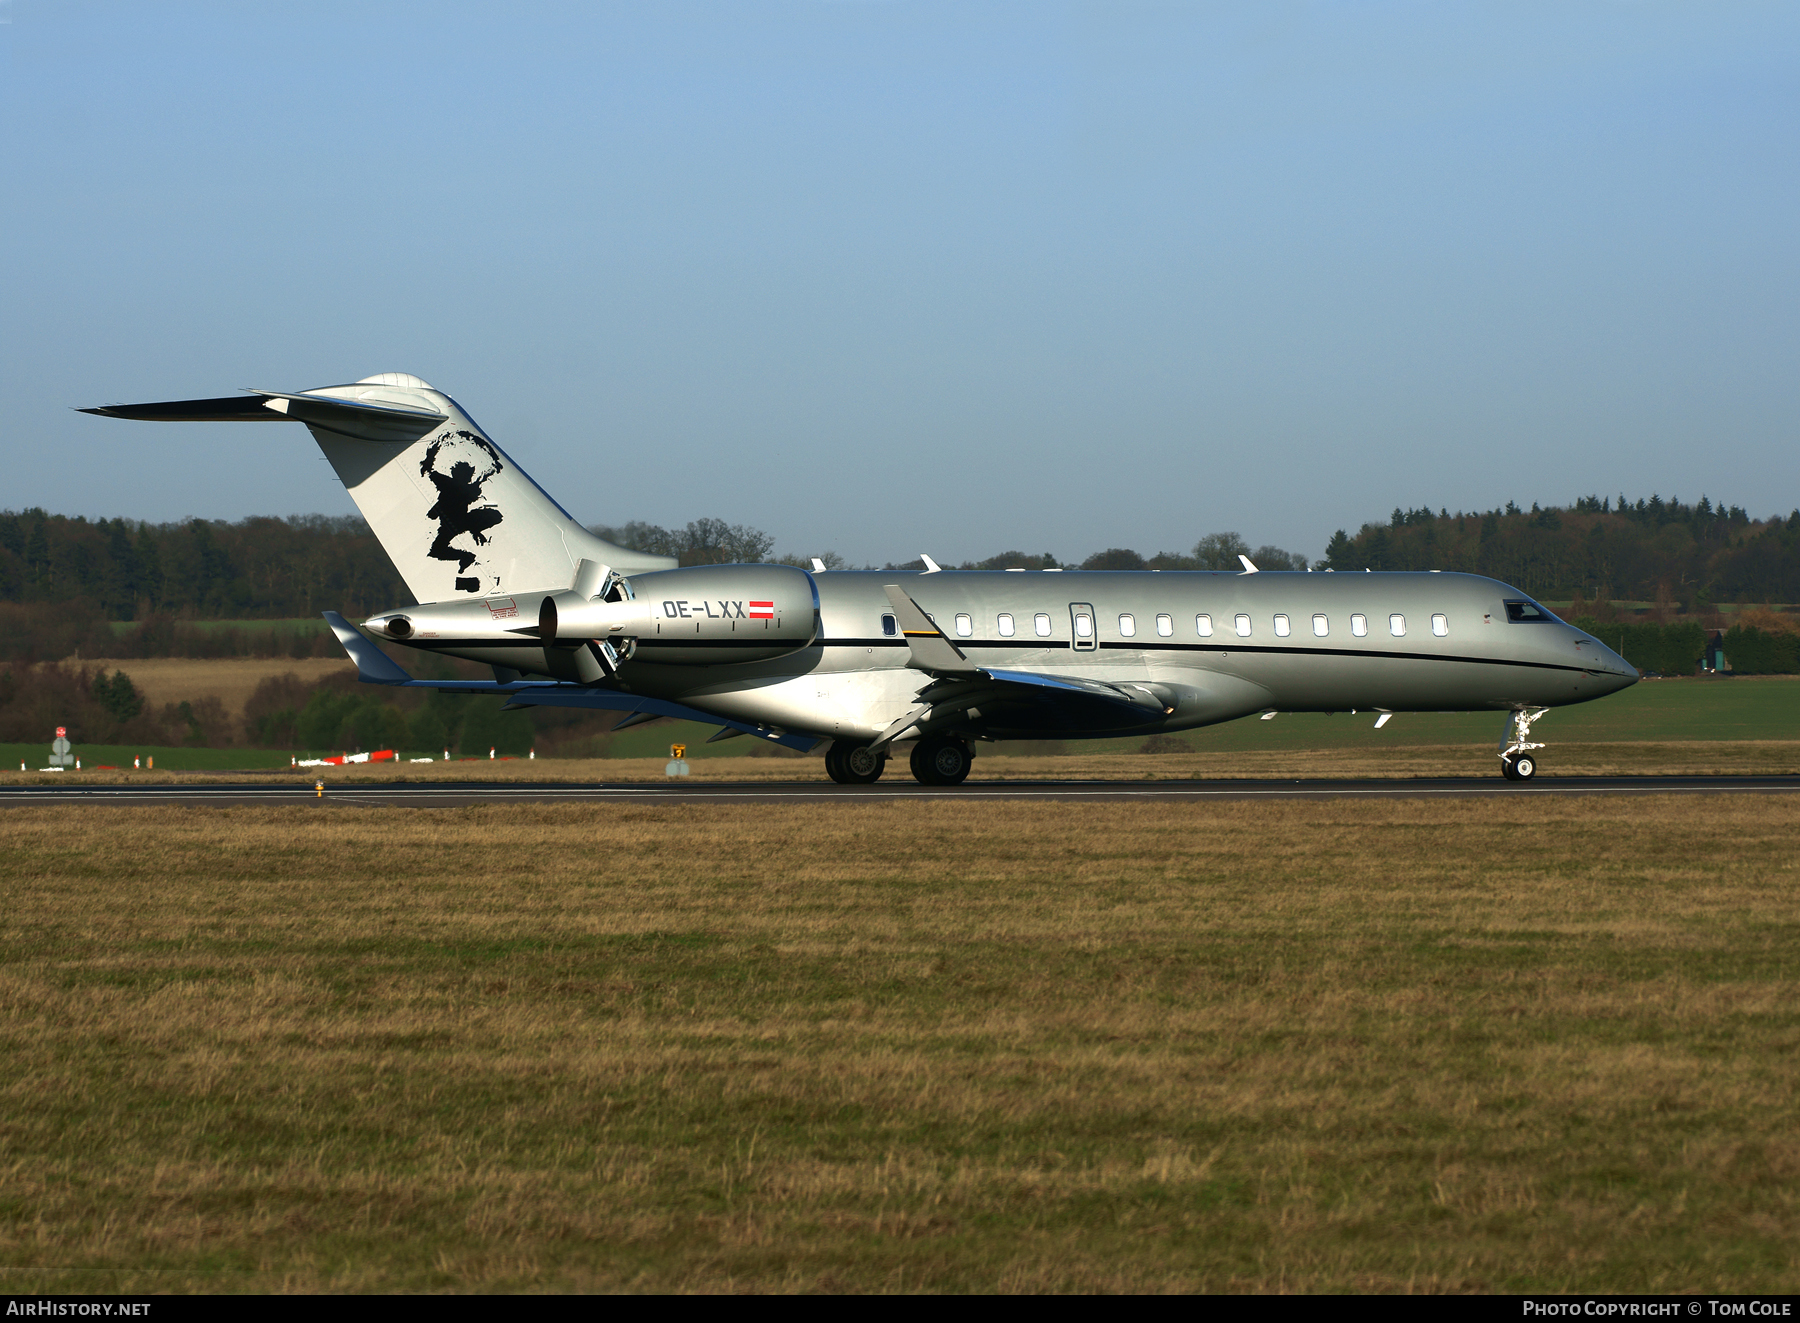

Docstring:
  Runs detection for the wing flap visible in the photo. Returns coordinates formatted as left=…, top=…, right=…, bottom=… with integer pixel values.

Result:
left=980, top=667, right=1171, bottom=715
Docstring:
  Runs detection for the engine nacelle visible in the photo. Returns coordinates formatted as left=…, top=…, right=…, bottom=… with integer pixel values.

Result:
left=618, top=564, right=817, bottom=665
left=364, top=563, right=817, bottom=673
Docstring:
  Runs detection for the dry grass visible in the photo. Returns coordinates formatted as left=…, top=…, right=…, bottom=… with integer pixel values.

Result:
left=1, top=798, right=1797, bottom=1292
left=57, top=657, right=357, bottom=721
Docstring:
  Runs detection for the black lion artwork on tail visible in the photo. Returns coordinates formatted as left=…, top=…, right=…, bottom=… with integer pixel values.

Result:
left=420, top=430, right=505, bottom=581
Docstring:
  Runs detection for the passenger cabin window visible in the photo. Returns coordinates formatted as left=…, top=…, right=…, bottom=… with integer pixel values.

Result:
left=1431, top=613, right=1448, bottom=637
left=1074, top=612, right=1093, bottom=638
left=1034, top=612, right=1052, bottom=637
left=1196, top=613, right=1213, bottom=637
left=1118, top=613, right=1136, bottom=637
left=955, top=613, right=973, bottom=637
left=998, top=613, right=1015, bottom=637
left=1156, top=613, right=1173, bottom=637
left=1351, top=613, right=1368, bottom=637
left=1234, top=613, right=1252, bottom=638
left=881, top=613, right=897, bottom=637
left=1273, top=614, right=1291, bottom=638
left=1504, top=599, right=1555, bottom=623
left=1313, top=613, right=1328, bottom=637
left=1389, top=614, right=1406, bottom=637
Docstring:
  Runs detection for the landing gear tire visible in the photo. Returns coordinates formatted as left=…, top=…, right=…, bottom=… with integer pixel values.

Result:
left=910, top=737, right=972, bottom=786
left=827, top=740, right=883, bottom=785
left=842, top=743, right=884, bottom=784
left=1500, top=754, right=1538, bottom=782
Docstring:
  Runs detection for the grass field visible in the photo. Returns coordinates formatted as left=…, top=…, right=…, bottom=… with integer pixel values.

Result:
left=0, top=799, right=1795, bottom=1293
left=2, top=745, right=301, bottom=773
left=1036, top=674, right=1800, bottom=753
left=54, top=656, right=357, bottom=722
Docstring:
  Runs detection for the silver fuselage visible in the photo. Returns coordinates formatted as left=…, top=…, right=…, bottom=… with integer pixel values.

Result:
left=508, top=568, right=1636, bottom=743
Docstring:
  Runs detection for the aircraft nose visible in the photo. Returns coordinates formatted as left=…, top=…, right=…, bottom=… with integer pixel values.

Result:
left=1586, top=640, right=1638, bottom=692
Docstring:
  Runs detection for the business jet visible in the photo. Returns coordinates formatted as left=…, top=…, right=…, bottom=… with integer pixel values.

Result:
left=84, top=373, right=1637, bottom=784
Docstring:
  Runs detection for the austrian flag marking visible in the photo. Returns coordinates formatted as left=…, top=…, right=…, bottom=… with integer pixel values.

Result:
left=749, top=600, right=775, bottom=619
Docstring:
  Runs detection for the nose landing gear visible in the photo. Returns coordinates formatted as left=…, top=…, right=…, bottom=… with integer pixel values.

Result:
left=1499, top=708, right=1547, bottom=781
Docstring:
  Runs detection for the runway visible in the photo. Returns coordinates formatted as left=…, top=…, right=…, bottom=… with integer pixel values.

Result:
left=2, top=775, right=1796, bottom=808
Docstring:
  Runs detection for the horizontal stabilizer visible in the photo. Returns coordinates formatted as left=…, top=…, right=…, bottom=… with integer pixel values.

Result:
left=79, top=395, right=289, bottom=423
left=322, top=611, right=414, bottom=684
left=253, top=390, right=447, bottom=442
left=83, top=390, right=447, bottom=443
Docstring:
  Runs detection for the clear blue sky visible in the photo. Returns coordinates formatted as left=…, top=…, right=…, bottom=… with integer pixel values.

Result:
left=6, top=2, right=1796, bottom=566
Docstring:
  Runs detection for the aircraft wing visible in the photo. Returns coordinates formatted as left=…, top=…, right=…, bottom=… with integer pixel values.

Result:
left=979, top=667, right=1171, bottom=714
left=868, top=665, right=1173, bottom=750
left=867, top=586, right=1177, bottom=746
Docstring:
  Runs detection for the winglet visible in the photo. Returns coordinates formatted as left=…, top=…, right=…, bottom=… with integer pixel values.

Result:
left=1238, top=555, right=1259, bottom=574
left=322, top=611, right=413, bottom=685
left=882, top=585, right=977, bottom=675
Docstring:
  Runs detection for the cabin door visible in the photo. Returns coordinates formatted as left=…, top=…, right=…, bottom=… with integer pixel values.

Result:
left=1070, top=603, right=1096, bottom=652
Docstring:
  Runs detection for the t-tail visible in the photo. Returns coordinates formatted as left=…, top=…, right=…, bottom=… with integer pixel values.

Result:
left=81, top=372, right=674, bottom=602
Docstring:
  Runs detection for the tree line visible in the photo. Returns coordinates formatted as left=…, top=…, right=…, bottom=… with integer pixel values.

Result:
left=1318, top=495, right=1799, bottom=606
left=1562, top=617, right=1797, bottom=676
left=593, top=525, right=1311, bottom=574
left=0, top=509, right=404, bottom=621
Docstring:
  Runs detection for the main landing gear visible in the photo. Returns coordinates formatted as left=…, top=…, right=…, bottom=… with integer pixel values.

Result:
left=1499, top=708, right=1547, bottom=781
left=909, top=736, right=973, bottom=786
left=824, top=740, right=886, bottom=785
left=825, top=736, right=973, bottom=786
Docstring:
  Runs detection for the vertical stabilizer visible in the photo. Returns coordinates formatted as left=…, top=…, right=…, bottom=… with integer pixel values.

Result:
left=84, top=372, right=675, bottom=603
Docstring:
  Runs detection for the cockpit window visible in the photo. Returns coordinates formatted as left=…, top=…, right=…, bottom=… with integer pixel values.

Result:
left=1503, top=599, right=1555, bottom=623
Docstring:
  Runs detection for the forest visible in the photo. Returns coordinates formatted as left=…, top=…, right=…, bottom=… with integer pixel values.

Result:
left=1317, top=495, right=1800, bottom=606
